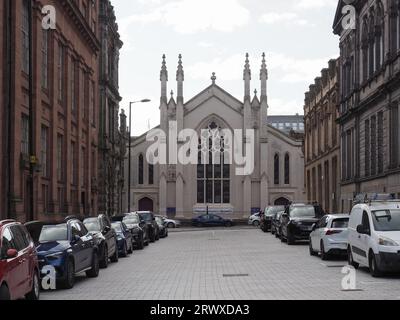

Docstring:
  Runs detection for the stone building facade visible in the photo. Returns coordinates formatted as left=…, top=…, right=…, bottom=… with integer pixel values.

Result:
left=333, top=0, right=400, bottom=212
left=0, top=0, right=102, bottom=222
left=98, top=0, right=125, bottom=217
left=304, top=59, right=341, bottom=214
left=124, top=54, right=305, bottom=219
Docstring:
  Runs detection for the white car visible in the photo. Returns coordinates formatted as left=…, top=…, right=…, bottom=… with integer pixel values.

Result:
left=162, top=217, right=181, bottom=228
left=309, top=214, right=349, bottom=260
left=348, top=200, right=400, bottom=277
left=248, top=213, right=261, bottom=226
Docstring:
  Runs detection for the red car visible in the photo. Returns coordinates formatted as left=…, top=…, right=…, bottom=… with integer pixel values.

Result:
left=0, top=220, right=40, bottom=300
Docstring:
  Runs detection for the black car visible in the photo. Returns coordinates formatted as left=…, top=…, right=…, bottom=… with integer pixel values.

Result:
left=83, top=215, right=119, bottom=268
left=192, top=214, right=234, bottom=227
left=261, top=206, right=285, bottom=232
left=137, top=211, right=160, bottom=243
left=280, top=203, right=324, bottom=245
left=112, top=213, right=149, bottom=249
left=26, top=218, right=99, bottom=289
left=155, top=216, right=168, bottom=238
left=111, top=222, right=134, bottom=257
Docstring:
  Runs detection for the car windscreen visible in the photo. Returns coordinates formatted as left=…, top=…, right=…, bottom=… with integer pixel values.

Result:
left=111, top=223, right=122, bottom=233
left=331, top=218, right=349, bottom=229
left=372, top=210, right=400, bottom=232
left=139, top=213, right=153, bottom=222
left=266, top=206, right=285, bottom=216
left=84, top=220, right=101, bottom=232
left=123, top=216, right=139, bottom=224
left=39, top=224, right=68, bottom=242
left=290, top=206, right=316, bottom=218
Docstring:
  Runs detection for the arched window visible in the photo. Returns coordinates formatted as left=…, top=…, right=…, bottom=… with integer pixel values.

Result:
left=138, top=154, right=144, bottom=185
left=284, top=153, right=290, bottom=185
left=148, top=164, right=154, bottom=185
left=362, top=19, right=369, bottom=81
left=197, top=122, right=230, bottom=204
left=375, top=2, right=384, bottom=70
left=369, top=12, right=376, bottom=77
left=274, top=154, right=280, bottom=185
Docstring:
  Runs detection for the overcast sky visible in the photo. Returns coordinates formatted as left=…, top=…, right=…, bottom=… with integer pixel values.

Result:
left=113, top=0, right=340, bottom=136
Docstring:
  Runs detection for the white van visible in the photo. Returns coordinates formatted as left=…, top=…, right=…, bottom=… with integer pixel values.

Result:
left=348, top=201, right=400, bottom=277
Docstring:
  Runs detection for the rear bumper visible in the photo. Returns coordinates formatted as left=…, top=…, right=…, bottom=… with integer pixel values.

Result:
left=376, top=252, right=400, bottom=272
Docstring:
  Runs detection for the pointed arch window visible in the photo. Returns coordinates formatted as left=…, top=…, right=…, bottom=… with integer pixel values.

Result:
left=369, top=12, right=376, bottom=77
left=197, top=123, right=230, bottom=204
left=138, top=154, right=144, bottom=185
left=376, top=2, right=384, bottom=70
left=284, top=153, right=290, bottom=185
left=362, top=19, right=369, bottom=81
left=148, top=164, right=154, bottom=185
left=274, top=154, right=280, bottom=185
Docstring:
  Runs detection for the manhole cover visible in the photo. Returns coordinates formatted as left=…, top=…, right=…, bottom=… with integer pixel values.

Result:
left=223, top=274, right=249, bottom=278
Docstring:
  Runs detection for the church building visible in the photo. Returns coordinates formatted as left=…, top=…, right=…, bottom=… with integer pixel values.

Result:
left=125, top=54, right=305, bottom=219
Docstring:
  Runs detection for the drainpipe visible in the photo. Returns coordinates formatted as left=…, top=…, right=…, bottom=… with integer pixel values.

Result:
left=5, top=0, right=12, bottom=219
left=28, top=0, right=35, bottom=221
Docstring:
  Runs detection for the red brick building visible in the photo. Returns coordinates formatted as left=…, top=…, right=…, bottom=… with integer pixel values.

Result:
left=1, top=0, right=102, bottom=222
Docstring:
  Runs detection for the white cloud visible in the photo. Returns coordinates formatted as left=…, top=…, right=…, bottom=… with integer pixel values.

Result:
left=121, top=0, right=250, bottom=34
left=197, top=41, right=214, bottom=48
left=268, top=98, right=303, bottom=115
left=295, top=0, right=337, bottom=9
left=259, top=12, right=311, bottom=26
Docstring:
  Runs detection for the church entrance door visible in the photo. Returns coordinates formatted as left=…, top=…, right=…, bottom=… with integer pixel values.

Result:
left=139, top=197, right=154, bottom=212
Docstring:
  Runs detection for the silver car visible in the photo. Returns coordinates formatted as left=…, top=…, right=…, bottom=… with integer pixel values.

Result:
left=162, top=217, right=181, bottom=228
left=248, top=212, right=261, bottom=226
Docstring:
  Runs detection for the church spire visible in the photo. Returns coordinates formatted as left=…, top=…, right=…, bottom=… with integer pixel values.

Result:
left=260, top=52, right=268, bottom=98
left=243, top=53, right=251, bottom=99
left=176, top=54, right=184, bottom=99
left=160, top=54, right=168, bottom=101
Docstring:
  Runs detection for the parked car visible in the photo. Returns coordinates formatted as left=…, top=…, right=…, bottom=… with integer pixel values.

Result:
left=163, top=217, right=181, bottom=228
left=248, top=212, right=261, bottom=227
left=280, top=203, right=324, bottom=245
left=272, top=211, right=284, bottom=238
left=261, top=206, right=285, bottom=232
left=83, top=215, right=119, bottom=268
left=112, top=213, right=148, bottom=249
left=136, top=211, right=160, bottom=243
left=192, top=214, right=234, bottom=227
left=0, top=220, right=40, bottom=300
left=26, top=218, right=99, bottom=289
left=111, top=222, right=134, bottom=257
left=309, top=214, right=350, bottom=260
left=155, top=216, right=169, bottom=238
left=348, top=199, right=400, bottom=277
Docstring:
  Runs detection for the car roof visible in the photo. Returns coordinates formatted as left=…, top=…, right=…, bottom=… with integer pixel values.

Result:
left=326, top=214, right=350, bottom=219
left=354, top=202, right=400, bottom=211
left=0, top=220, right=18, bottom=228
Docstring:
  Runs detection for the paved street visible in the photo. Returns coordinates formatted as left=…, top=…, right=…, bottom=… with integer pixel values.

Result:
left=42, top=227, right=400, bottom=300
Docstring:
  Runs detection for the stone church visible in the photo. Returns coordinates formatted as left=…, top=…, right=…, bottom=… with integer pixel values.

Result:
left=125, top=54, right=305, bottom=219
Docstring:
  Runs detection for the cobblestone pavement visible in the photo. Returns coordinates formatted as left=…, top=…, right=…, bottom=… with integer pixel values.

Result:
left=41, top=227, right=400, bottom=300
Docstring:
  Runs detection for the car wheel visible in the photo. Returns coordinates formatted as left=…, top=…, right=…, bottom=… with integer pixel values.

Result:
left=225, top=221, right=232, bottom=227
left=287, top=231, right=295, bottom=245
left=86, top=252, right=100, bottom=278
left=62, top=259, right=75, bottom=289
left=26, top=271, right=40, bottom=300
left=369, top=252, right=382, bottom=278
left=252, top=220, right=260, bottom=227
left=121, top=241, right=128, bottom=258
left=348, top=246, right=359, bottom=269
left=0, top=285, right=10, bottom=301
left=155, top=232, right=160, bottom=241
left=280, top=233, right=286, bottom=242
left=167, top=222, right=175, bottom=228
left=150, top=231, right=156, bottom=243
left=99, top=245, right=108, bottom=269
left=128, top=240, right=134, bottom=254
left=320, top=241, right=329, bottom=261
left=110, top=242, right=119, bottom=263
left=137, top=235, right=144, bottom=250
left=309, top=239, right=317, bottom=256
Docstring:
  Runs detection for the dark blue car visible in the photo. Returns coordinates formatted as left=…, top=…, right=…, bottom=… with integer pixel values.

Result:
left=111, top=222, right=133, bottom=257
left=191, top=214, right=234, bottom=227
left=26, top=218, right=99, bottom=289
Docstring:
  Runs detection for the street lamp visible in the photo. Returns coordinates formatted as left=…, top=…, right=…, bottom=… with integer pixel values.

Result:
left=128, top=99, right=151, bottom=213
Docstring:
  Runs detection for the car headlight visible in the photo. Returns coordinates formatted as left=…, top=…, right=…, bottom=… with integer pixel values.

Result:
left=378, top=237, right=399, bottom=247
left=45, top=252, right=64, bottom=260
left=117, top=236, right=123, bottom=241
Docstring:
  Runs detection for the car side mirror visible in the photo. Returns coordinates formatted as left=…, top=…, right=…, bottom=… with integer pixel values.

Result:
left=356, top=224, right=367, bottom=235
left=311, top=223, right=317, bottom=231
left=71, top=235, right=81, bottom=244
left=6, top=249, right=18, bottom=259
left=103, top=226, right=111, bottom=233
left=282, top=213, right=288, bottom=219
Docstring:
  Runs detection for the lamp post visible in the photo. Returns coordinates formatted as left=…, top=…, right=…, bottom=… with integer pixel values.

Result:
left=128, top=99, right=151, bottom=213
